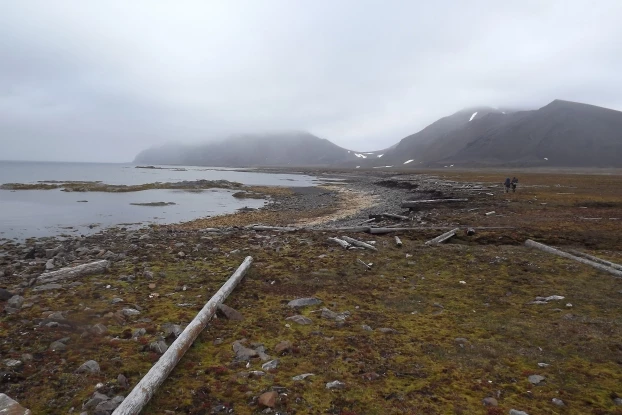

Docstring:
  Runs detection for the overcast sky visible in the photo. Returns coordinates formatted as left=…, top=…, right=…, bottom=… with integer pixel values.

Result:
left=1, top=0, right=621, bottom=162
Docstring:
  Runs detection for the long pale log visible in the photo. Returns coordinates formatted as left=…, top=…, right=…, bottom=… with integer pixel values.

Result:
left=394, top=236, right=403, bottom=247
left=37, top=260, right=109, bottom=285
left=567, top=250, right=622, bottom=271
left=425, top=228, right=459, bottom=246
left=369, top=227, right=446, bottom=234
left=328, top=237, right=351, bottom=249
left=341, top=236, right=378, bottom=251
left=382, top=213, right=410, bottom=221
left=401, top=199, right=468, bottom=208
left=525, top=240, right=622, bottom=278
left=252, top=226, right=298, bottom=232
left=112, top=256, right=254, bottom=415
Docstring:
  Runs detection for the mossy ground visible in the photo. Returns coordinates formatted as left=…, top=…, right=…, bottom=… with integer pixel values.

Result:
left=1, top=170, right=622, bottom=414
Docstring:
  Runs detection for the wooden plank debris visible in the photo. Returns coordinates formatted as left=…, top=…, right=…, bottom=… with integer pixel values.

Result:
left=112, top=256, right=254, bottom=415
left=525, top=240, right=622, bottom=278
left=341, top=236, right=378, bottom=251
left=425, top=228, right=460, bottom=246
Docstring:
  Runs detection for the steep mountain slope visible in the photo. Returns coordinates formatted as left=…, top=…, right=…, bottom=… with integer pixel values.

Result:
left=380, top=100, right=622, bottom=167
left=135, top=131, right=362, bottom=167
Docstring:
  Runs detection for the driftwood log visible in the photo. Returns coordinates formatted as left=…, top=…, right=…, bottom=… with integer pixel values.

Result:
left=112, top=256, right=254, bottom=415
left=251, top=226, right=298, bottom=232
left=357, top=258, right=372, bottom=270
left=328, top=237, right=351, bottom=249
left=425, top=228, right=459, bottom=246
left=341, top=236, right=378, bottom=251
left=567, top=249, right=622, bottom=271
left=382, top=213, right=410, bottom=221
left=401, top=199, right=468, bottom=208
left=525, top=240, right=622, bottom=278
left=394, top=236, right=403, bottom=247
left=36, top=260, right=110, bottom=285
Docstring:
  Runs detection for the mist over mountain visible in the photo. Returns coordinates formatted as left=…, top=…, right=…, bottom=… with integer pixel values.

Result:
left=134, top=100, right=622, bottom=168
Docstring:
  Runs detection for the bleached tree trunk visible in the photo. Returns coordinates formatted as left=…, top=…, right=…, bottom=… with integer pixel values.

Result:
left=401, top=199, right=468, bottom=208
left=341, top=236, right=378, bottom=251
left=111, top=256, right=254, bottom=415
left=36, top=260, right=110, bottom=285
left=425, top=228, right=459, bottom=246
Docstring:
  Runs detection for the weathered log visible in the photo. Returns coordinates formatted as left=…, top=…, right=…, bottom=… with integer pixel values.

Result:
left=330, top=226, right=372, bottom=233
left=525, top=240, right=622, bottom=277
left=485, top=211, right=496, bottom=216
left=425, top=228, right=459, bottom=246
left=401, top=199, right=468, bottom=208
left=357, top=258, right=372, bottom=270
left=37, top=260, right=110, bottom=285
left=382, top=213, right=410, bottom=221
left=567, top=250, right=622, bottom=270
left=341, top=236, right=378, bottom=251
left=112, top=256, right=254, bottom=415
left=327, top=237, right=351, bottom=249
left=358, top=218, right=377, bottom=225
left=369, top=227, right=414, bottom=234
left=252, top=226, right=298, bottom=232
left=394, top=236, right=403, bottom=247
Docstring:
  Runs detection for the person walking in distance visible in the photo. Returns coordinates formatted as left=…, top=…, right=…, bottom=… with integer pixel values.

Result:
left=511, top=177, right=518, bottom=193
left=504, top=177, right=511, bottom=193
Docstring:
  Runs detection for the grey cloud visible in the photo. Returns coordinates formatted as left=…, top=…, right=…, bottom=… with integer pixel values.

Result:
left=1, top=0, right=621, bottom=161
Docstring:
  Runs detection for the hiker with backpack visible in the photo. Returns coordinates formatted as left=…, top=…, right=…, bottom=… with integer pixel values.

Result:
left=511, top=177, right=518, bottom=192
left=504, top=177, right=511, bottom=193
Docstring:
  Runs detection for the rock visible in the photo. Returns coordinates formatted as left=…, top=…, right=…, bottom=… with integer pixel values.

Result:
left=93, top=395, right=124, bottom=414
left=161, top=323, right=183, bottom=338
left=292, top=373, right=314, bottom=381
left=285, top=315, right=312, bottom=325
left=217, top=303, right=244, bottom=320
left=482, top=397, right=498, bottom=406
left=49, top=341, right=67, bottom=352
left=149, top=340, right=168, bottom=354
left=288, top=297, right=322, bottom=308
left=614, top=397, right=622, bottom=405
left=378, top=327, right=398, bottom=334
left=537, top=362, right=550, bottom=368
left=261, top=359, right=279, bottom=370
left=76, top=360, right=100, bottom=374
left=232, top=341, right=258, bottom=361
left=362, top=372, right=380, bottom=381
left=21, top=354, right=33, bottom=362
left=326, top=380, right=346, bottom=389
left=455, top=337, right=469, bottom=344
left=258, top=391, right=278, bottom=408
left=32, top=283, right=64, bottom=292
left=321, top=308, right=350, bottom=321
left=528, top=374, right=545, bottom=385
left=7, top=295, right=24, bottom=310
left=552, top=398, right=564, bottom=406
left=117, top=374, right=129, bottom=389
left=122, top=308, right=141, bottom=317
left=274, top=340, right=292, bottom=354
left=111, top=297, right=124, bottom=304
left=361, top=324, right=373, bottom=331
left=0, top=393, right=32, bottom=414
left=131, top=328, right=146, bottom=338
left=0, top=288, right=14, bottom=301
left=90, top=324, right=108, bottom=336
left=3, top=359, right=23, bottom=368
left=45, top=259, right=55, bottom=270
left=83, top=392, right=109, bottom=410
left=509, top=410, right=529, bottom=415
left=139, top=234, right=150, bottom=240
left=177, top=251, right=186, bottom=258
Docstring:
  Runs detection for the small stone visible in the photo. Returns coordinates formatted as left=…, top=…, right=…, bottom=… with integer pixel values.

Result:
left=132, top=328, right=146, bottom=338
left=326, top=380, right=346, bottom=389
left=285, top=315, right=312, bottom=325
left=0, top=288, right=14, bottom=301
left=537, top=362, right=550, bottom=368
left=258, top=391, right=278, bottom=408
left=117, top=374, right=129, bottom=389
left=33, top=283, right=64, bottom=292
left=49, top=341, right=67, bottom=352
left=90, top=324, right=108, bottom=336
left=362, top=372, right=380, bottom=381
left=614, top=397, right=622, bottom=405
left=552, top=398, right=564, bottom=406
left=528, top=374, right=545, bottom=385
left=21, top=354, right=33, bottom=362
left=509, top=410, right=529, bottom=415
left=482, top=397, right=498, bottom=406
left=455, top=337, right=469, bottom=344
left=83, top=391, right=109, bottom=410
left=144, top=271, right=154, bottom=279
left=261, top=359, right=279, bottom=371
left=161, top=323, right=183, bottom=338
left=148, top=283, right=156, bottom=289
left=7, top=295, right=25, bottom=310
left=233, top=341, right=258, bottom=360
left=3, top=359, right=23, bottom=368
left=249, top=370, right=265, bottom=377
left=94, top=395, right=124, bottom=413
left=122, top=308, right=140, bottom=317
left=0, top=393, right=31, bottom=414
left=76, top=360, right=100, bottom=374
left=111, top=298, right=124, bottom=304
left=361, top=325, right=373, bottom=331
left=149, top=340, right=168, bottom=354
left=217, top=303, right=244, bottom=320
left=177, top=251, right=186, bottom=258
left=292, top=373, right=314, bottom=381
left=378, top=327, right=398, bottom=334
left=45, top=259, right=55, bottom=270
left=274, top=340, right=292, bottom=354
left=287, top=297, right=322, bottom=308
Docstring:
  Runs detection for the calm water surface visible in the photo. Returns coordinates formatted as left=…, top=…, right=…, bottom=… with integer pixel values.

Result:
left=0, top=161, right=319, bottom=239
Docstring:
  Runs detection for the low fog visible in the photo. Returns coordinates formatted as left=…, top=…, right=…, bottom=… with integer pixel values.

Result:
left=1, top=0, right=621, bottom=162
